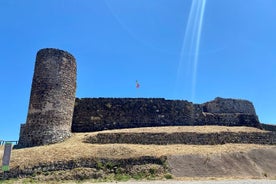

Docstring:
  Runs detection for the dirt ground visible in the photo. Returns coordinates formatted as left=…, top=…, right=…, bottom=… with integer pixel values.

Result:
left=167, top=148, right=276, bottom=179
left=99, top=180, right=276, bottom=184
left=1, top=126, right=276, bottom=180
left=0, top=146, right=3, bottom=160
left=1, top=127, right=274, bottom=169
left=98, top=126, right=268, bottom=133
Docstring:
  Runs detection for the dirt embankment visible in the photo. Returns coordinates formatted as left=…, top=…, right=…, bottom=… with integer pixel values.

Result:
left=1, top=126, right=276, bottom=181
left=167, top=148, right=276, bottom=179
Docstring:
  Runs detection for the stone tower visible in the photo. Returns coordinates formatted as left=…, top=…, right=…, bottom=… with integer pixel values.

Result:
left=17, top=48, right=76, bottom=148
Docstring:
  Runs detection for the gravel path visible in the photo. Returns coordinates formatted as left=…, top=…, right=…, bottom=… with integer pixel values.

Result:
left=98, top=180, right=276, bottom=184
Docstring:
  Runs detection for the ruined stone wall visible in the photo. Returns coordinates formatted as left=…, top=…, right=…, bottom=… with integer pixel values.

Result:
left=72, top=97, right=261, bottom=132
left=261, top=123, right=276, bottom=132
left=15, top=48, right=268, bottom=148
left=201, top=97, right=256, bottom=114
left=4, top=156, right=165, bottom=179
left=86, top=131, right=276, bottom=145
left=17, top=48, right=76, bottom=148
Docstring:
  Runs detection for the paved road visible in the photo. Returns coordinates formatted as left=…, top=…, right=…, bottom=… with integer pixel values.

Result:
left=98, top=180, right=276, bottom=184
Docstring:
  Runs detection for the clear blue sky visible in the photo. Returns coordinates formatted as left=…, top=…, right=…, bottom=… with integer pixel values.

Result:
left=1, top=0, right=276, bottom=141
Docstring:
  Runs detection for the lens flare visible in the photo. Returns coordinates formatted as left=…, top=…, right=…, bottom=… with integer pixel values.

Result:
left=176, top=0, right=207, bottom=101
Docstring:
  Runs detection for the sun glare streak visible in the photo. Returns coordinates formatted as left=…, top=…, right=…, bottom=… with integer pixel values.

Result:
left=192, top=0, right=206, bottom=100
left=176, top=0, right=207, bottom=101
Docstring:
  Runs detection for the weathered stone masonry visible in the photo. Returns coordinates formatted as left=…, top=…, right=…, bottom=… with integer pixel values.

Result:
left=17, top=48, right=276, bottom=148
left=17, top=48, right=76, bottom=148
left=86, top=131, right=276, bottom=145
left=72, top=97, right=261, bottom=132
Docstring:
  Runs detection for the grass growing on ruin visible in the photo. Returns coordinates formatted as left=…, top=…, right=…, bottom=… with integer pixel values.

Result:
left=0, top=126, right=275, bottom=182
left=100, top=125, right=268, bottom=133
left=0, top=126, right=273, bottom=171
left=0, top=163, right=169, bottom=183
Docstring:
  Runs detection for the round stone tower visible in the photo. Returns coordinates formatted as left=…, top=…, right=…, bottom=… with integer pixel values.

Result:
left=17, top=48, right=76, bottom=148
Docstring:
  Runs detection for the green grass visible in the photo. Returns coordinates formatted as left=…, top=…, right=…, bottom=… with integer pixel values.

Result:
left=114, top=173, right=131, bottom=181
left=164, top=173, right=173, bottom=179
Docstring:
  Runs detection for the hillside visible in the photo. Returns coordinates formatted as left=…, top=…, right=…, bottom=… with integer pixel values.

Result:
left=1, top=126, right=276, bottom=182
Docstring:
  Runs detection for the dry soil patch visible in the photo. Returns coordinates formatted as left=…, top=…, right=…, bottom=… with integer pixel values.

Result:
left=167, top=148, right=276, bottom=179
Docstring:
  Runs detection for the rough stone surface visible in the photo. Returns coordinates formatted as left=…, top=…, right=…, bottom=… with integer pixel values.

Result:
left=72, top=98, right=261, bottom=132
left=4, top=156, right=165, bottom=179
left=261, top=123, right=276, bottom=132
left=201, top=97, right=256, bottom=114
left=86, top=131, right=276, bottom=145
left=17, top=48, right=76, bottom=148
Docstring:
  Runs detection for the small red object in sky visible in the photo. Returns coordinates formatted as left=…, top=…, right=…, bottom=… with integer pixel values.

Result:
left=136, top=80, right=140, bottom=88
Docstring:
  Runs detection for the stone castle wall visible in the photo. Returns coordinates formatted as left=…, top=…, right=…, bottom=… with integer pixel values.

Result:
left=16, top=48, right=269, bottom=148
left=201, top=97, right=256, bottom=114
left=17, top=48, right=77, bottom=148
left=72, top=97, right=261, bottom=132
left=261, top=123, right=276, bottom=132
left=86, top=131, right=276, bottom=145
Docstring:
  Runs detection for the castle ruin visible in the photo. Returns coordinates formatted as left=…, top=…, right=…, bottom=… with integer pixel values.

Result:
left=17, top=48, right=76, bottom=148
left=17, top=48, right=270, bottom=148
